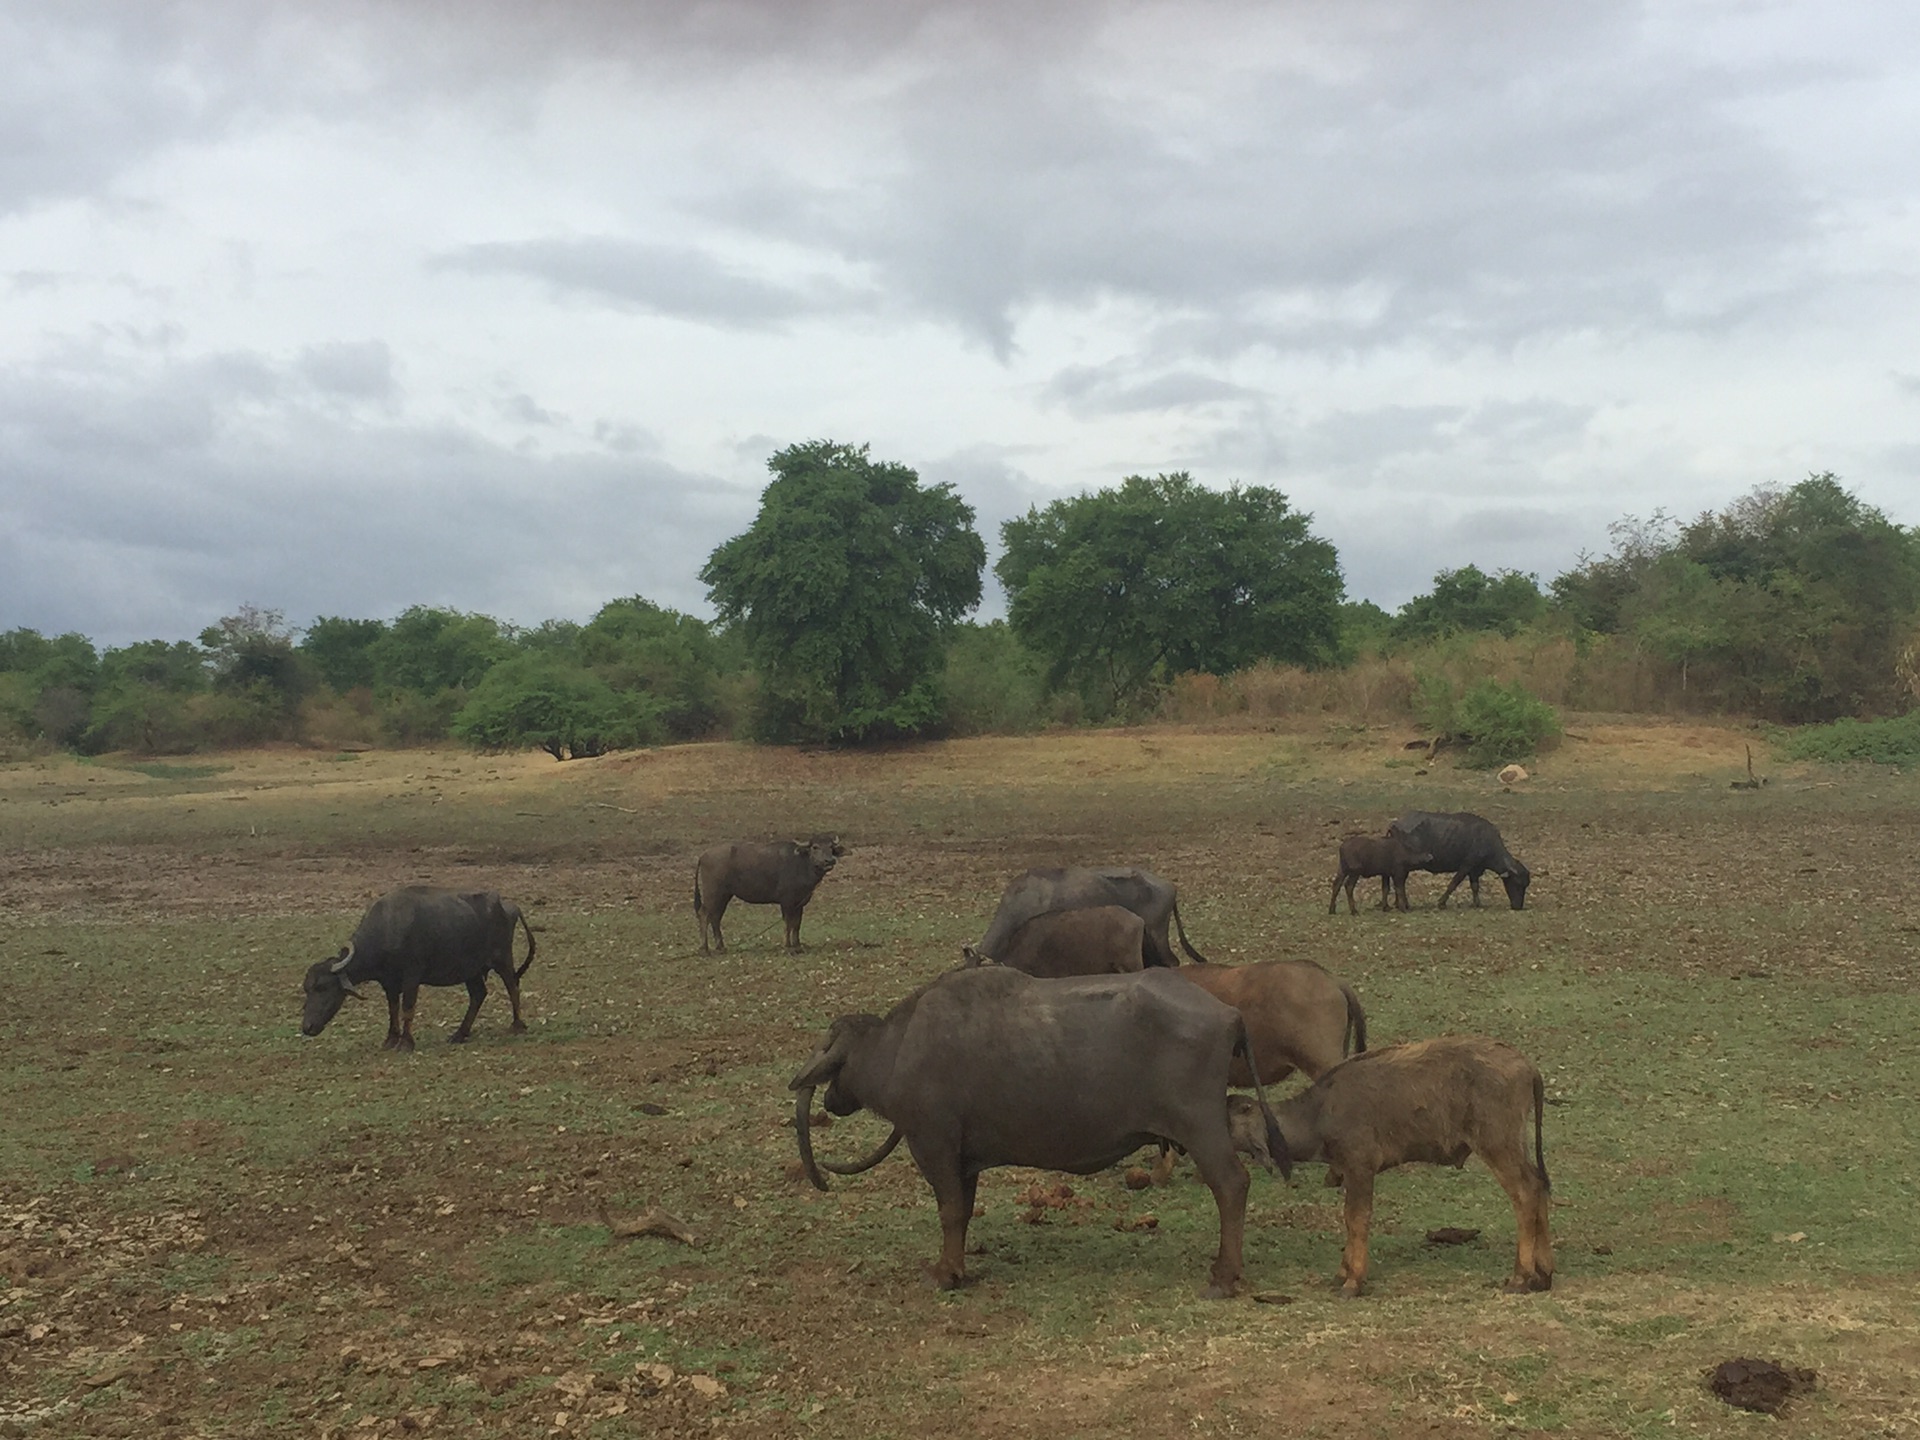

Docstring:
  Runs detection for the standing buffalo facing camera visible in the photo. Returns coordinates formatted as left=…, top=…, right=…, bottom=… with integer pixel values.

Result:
left=694, top=835, right=846, bottom=952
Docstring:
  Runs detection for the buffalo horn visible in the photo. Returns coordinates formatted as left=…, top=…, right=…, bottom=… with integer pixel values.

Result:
left=793, top=1084, right=831, bottom=1192
left=817, top=1126, right=901, bottom=1176
left=328, top=944, right=355, bottom=974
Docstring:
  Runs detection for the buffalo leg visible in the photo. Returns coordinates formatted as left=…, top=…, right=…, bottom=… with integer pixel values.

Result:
left=1377, top=876, right=1391, bottom=912
left=1437, top=871, right=1469, bottom=908
left=704, top=894, right=729, bottom=954
left=1337, top=1170, right=1375, bottom=1297
left=1188, top=1137, right=1250, bottom=1299
left=911, top=1141, right=974, bottom=1289
left=381, top=984, right=404, bottom=1049
left=1329, top=871, right=1346, bottom=915
left=396, top=981, right=420, bottom=1053
left=1494, top=1161, right=1554, bottom=1293
left=1392, top=873, right=1411, bottom=911
left=450, top=978, right=486, bottom=1042
left=782, top=903, right=803, bottom=952
left=499, top=965, right=528, bottom=1033
left=1467, top=873, right=1483, bottom=907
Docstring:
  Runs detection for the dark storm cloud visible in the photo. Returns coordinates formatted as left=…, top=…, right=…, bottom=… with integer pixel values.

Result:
left=433, top=238, right=867, bottom=328
left=0, top=349, right=750, bottom=647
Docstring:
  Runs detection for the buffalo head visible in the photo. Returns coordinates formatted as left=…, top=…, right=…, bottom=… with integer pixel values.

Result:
left=797, top=835, right=846, bottom=879
left=1499, top=861, right=1531, bottom=910
left=299, top=946, right=367, bottom=1036
left=787, top=1013, right=899, bottom=1190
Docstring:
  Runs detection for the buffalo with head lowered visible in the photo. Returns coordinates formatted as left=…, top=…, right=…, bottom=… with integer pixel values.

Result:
left=301, top=885, right=534, bottom=1050
left=790, top=966, right=1288, bottom=1297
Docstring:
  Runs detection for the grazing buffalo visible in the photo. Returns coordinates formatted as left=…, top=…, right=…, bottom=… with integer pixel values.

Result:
left=1389, top=811, right=1531, bottom=910
left=973, top=866, right=1210, bottom=970
left=1330, top=833, right=1433, bottom=914
left=961, top=905, right=1145, bottom=977
left=791, top=966, right=1288, bottom=1297
left=1265, top=1036, right=1553, bottom=1297
left=694, top=835, right=845, bottom=953
left=301, top=886, right=534, bottom=1051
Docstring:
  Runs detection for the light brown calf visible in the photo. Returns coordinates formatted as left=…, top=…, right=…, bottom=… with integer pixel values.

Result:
left=1270, top=1036, right=1553, bottom=1297
left=1154, top=960, right=1365, bottom=1182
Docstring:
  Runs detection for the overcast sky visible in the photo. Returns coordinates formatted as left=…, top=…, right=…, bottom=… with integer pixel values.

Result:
left=4, top=1, right=1918, bottom=648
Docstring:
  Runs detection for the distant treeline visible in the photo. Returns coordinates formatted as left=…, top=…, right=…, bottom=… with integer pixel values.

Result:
left=3, top=453, right=1915, bottom=762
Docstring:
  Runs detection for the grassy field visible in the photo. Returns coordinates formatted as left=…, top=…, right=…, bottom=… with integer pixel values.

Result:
left=2, top=719, right=1917, bottom=1438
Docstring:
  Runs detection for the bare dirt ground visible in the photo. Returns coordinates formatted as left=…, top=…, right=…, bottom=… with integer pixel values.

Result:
left=3, top=719, right=1918, bottom=1438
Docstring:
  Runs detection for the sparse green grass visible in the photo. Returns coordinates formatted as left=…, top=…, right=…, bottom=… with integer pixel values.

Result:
left=2, top=727, right=1918, bottom=1437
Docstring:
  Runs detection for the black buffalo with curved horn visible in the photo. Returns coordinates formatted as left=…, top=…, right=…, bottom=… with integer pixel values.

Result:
left=789, top=967, right=1287, bottom=1298
left=301, top=886, right=535, bottom=1050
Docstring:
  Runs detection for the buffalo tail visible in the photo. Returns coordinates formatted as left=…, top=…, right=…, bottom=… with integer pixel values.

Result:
left=1172, top=902, right=1211, bottom=964
left=513, top=908, right=537, bottom=980
left=1235, top=1022, right=1291, bottom=1182
left=1532, top=1071, right=1550, bottom=1192
left=1340, top=982, right=1368, bottom=1056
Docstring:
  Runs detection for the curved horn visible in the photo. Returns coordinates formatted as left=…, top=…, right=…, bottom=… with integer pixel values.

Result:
left=329, top=943, right=355, bottom=974
left=818, top=1126, right=901, bottom=1175
left=794, top=1085, right=831, bottom=1192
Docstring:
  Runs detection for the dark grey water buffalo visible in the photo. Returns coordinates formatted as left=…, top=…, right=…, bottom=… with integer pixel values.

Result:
left=961, top=905, right=1145, bottom=977
left=1330, top=833, right=1433, bottom=914
left=301, top=886, right=534, bottom=1051
left=1263, top=1036, right=1553, bottom=1297
left=972, top=866, right=1209, bottom=969
left=694, top=835, right=845, bottom=953
left=790, top=966, right=1288, bottom=1297
left=1389, top=811, right=1531, bottom=910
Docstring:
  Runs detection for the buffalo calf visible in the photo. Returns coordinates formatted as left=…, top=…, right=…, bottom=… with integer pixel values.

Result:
left=1330, top=833, right=1432, bottom=914
left=694, top=836, right=845, bottom=953
left=1273, top=1035, right=1553, bottom=1297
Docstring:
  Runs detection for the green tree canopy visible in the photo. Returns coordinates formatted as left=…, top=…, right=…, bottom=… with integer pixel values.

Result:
left=996, top=473, right=1342, bottom=715
left=1553, top=474, right=1920, bottom=718
left=299, top=616, right=387, bottom=692
left=701, top=440, right=985, bottom=743
left=367, top=606, right=512, bottom=694
left=451, top=654, right=659, bottom=760
left=577, top=596, right=736, bottom=741
left=1393, top=565, right=1546, bottom=642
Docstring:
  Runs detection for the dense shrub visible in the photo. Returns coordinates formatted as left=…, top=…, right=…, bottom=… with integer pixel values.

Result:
left=942, top=621, right=1051, bottom=735
left=1453, top=679, right=1562, bottom=768
left=452, top=656, right=663, bottom=759
left=1778, top=713, right=1920, bottom=765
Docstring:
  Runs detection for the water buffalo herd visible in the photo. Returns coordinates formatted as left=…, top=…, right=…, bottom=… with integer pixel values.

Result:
left=298, top=808, right=1548, bottom=1300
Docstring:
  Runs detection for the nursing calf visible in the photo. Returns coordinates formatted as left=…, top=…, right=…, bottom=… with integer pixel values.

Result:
left=1329, top=833, right=1432, bottom=914
left=1268, top=1036, right=1553, bottom=1297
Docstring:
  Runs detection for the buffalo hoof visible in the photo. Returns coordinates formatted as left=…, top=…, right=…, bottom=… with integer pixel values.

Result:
left=510, top=1020, right=527, bottom=1034
left=448, top=1032, right=471, bottom=1044
left=1200, top=1279, right=1243, bottom=1301
left=1503, top=1273, right=1553, bottom=1294
left=926, top=1266, right=966, bottom=1291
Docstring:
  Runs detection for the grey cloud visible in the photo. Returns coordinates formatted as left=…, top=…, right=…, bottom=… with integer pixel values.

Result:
left=1042, top=362, right=1257, bottom=417
left=433, top=238, right=866, bottom=329
left=0, top=349, right=754, bottom=646
left=296, top=341, right=396, bottom=403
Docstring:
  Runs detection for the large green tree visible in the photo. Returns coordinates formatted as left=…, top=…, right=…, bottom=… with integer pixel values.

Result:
left=1553, top=474, right=1920, bottom=718
left=996, top=473, right=1342, bottom=715
left=701, top=441, right=985, bottom=743
left=1393, top=564, right=1546, bottom=642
